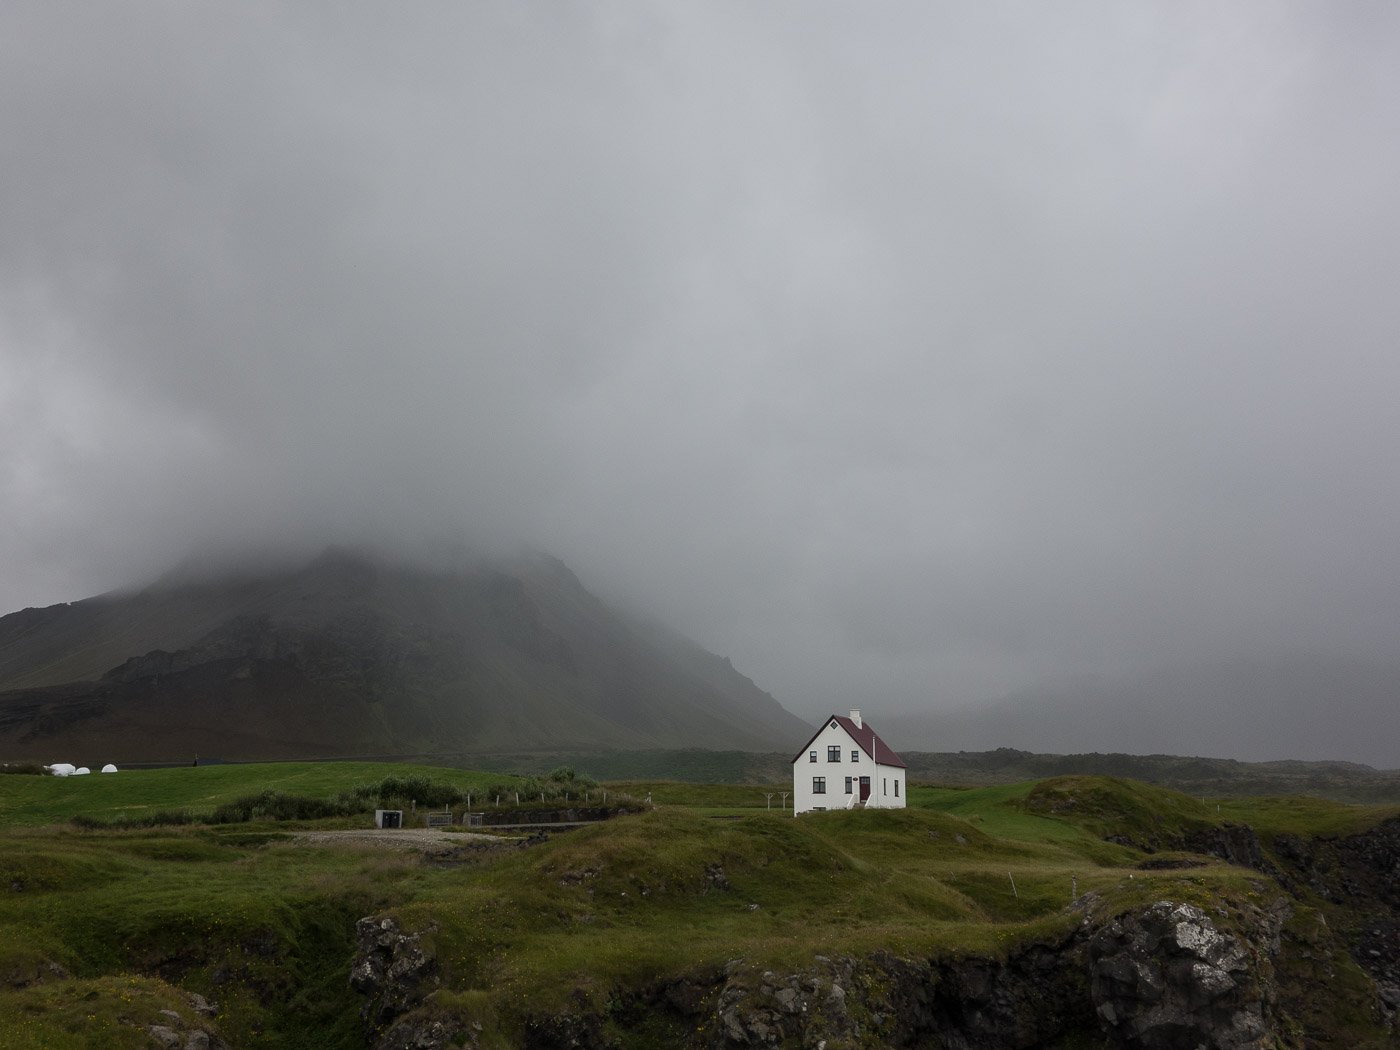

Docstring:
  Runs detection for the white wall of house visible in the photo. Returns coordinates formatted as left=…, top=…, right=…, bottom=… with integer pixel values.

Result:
left=792, top=716, right=906, bottom=814
left=870, top=762, right=906, bottom=810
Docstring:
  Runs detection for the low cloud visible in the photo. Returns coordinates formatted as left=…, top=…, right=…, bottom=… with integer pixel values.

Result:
left=3, top=4, right=1399, bottom=764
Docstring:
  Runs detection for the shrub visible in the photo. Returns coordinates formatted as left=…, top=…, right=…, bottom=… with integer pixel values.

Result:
left=210, top=790, right=342, bottom=823
left=548, top=766, right=599, bottom=790
left=371, top=774, right=465, bottom=808
left=343, top=775, right=466, bottom=810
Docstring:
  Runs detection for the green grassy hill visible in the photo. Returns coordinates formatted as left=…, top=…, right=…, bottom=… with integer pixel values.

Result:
left=2, top=765, right=1397, bottom=1049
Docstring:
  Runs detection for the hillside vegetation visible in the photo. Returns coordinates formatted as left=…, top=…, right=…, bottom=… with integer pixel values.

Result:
left=2, top=766, right=1398, bottom=1049
left=0, top=548, right=810, bottom=764
left=902, top=747, right=1400, bottom=802
left=493, top=746, right=1400, bottom=803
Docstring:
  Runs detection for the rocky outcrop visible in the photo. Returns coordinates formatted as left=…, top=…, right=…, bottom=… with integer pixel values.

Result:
left=704, top=944, right=1093, bottom=1050
left=349, top=916, right=439, bottom=1032
left=136, top=1003, right=229, bottom=1050
left=348, top=897, right=1309, bottom=1050
left=1183, top=824, right=1273, bottom=874
left=1333, top=817, right=1400, bottom=913
left=1088, top=901, right=1271, bottom=1050
left=1270, top=814, right=1400, bottom=1026
left=369, top=1013, right=463, bottom=1050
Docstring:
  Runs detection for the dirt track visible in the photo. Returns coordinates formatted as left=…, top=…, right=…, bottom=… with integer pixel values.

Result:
left=289, top=828, right=511, bottom=850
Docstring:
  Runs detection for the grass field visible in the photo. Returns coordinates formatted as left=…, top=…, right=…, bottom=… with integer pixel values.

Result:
left=1215, top=793, right=1400, bottom=841
left=909, top=781, right=1089, bottom=842
left=2, top=763, right=1396, bottom=1049
left=0, top=763, right=544, bottom=828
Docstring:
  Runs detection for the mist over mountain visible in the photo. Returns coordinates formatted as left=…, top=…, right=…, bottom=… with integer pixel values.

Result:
left=0, top=547, right=811, bottom=765
left=4, top=7, right=1400, bottom=766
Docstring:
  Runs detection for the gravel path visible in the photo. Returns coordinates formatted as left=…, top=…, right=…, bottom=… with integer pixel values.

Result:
left=289, top=828, right=511, bottom=850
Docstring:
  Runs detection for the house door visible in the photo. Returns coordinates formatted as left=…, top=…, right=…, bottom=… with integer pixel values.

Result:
left=859, top=777, right=871, bottom=801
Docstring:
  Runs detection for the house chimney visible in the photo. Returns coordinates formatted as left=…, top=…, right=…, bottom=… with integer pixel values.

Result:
left=850, top=709, right=862, bottom=728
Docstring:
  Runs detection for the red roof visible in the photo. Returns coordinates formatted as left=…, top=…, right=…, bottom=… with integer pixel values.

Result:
left=792, top=714, right=906, bottom=768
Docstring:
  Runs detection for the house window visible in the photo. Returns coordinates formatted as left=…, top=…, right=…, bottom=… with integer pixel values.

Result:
left=813, top=777, right=826, bottom=794
left=894, top=781, right=900, bottom=797
left=827, top=746, right=841, bottom=762
left=883, top=778, right=887, bottom=795
left=809, top=751, right=817, bottom=763
left=844, top=777, right=853, bottom=794
left=850, top=750, right=859, bottom=763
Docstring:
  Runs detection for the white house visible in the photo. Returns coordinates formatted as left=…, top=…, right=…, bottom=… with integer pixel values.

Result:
left=792, top=709, right=906, bottom=814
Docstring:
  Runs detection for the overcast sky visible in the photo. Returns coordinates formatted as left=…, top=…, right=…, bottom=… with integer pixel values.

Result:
left=3, top=4, right=1399, bottom=764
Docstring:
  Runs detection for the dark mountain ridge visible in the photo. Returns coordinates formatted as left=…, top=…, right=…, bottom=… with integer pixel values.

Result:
left=0, top=547, right=812, bottom=764
left=878, top=657, right=1400, bottom=770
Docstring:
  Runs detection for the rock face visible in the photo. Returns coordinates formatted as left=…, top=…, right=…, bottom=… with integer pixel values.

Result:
left=1184, top=824, right=1274, bottom=875
left=349, top=916, right=439, bottom=1032
left=348, top=897, right=1314, bottom=1050
left=1088, top=902, right=1267, bottom=1050
left=1271, top=814, right=1400, bottom=1025
left=705, top=945, right=1093, bottom=1050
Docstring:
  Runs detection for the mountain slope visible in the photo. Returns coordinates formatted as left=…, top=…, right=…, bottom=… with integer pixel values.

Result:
left=0, top=548, right=812, bottom=764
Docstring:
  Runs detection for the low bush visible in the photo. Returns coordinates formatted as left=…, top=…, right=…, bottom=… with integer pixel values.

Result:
left=210, top=790, right=345, bottom=823
left=331, top=776, right=466, bottom=813
left=548, top=765, right=600, bottom=790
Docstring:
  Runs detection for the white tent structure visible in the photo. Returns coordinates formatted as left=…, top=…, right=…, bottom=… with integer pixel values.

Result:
left=73, top=767, right=91, bottom=775
left=101, top=764, right=118, bottom=773
left=48, top=763, right=77, bottom=777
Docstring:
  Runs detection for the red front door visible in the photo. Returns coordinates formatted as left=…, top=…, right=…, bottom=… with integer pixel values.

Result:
left=859, top=777, right=871, bottom=801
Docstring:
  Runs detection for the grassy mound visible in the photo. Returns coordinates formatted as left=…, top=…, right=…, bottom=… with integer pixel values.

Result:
left=1019, top=775, right=1220, bottom=845
left=3, top=762, right=1398, bottom=1048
